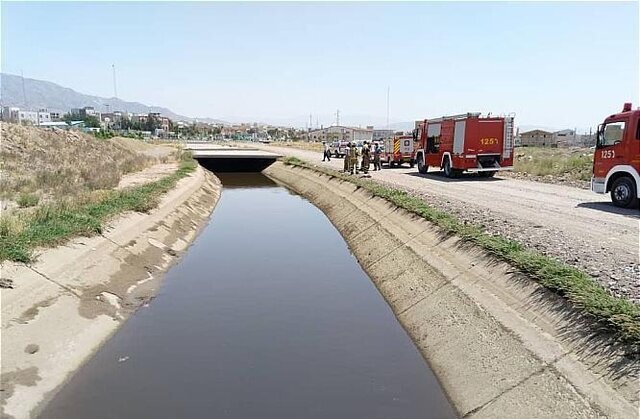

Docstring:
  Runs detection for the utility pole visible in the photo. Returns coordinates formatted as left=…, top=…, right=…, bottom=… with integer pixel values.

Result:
left=335, top=109, right=340, bottom=126
left=21, top=70, right=27, bottom=109
left=386, top=86, right=390, bottom=130
left=112, top=64, right=118, bottom=99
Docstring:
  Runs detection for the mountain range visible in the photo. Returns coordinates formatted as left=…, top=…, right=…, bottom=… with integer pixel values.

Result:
left=0, top=73, right=225, bottom=124
left=0, top=73, right=574, bottom=133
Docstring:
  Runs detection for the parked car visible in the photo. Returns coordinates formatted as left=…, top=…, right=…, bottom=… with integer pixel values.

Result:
left=329, top=141, right=349, bottom=158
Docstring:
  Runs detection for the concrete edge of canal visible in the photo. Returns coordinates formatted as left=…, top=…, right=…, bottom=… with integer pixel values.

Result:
left=1, top=166, right=222, bottom=419
left=265, top=161, right=638, bottom=419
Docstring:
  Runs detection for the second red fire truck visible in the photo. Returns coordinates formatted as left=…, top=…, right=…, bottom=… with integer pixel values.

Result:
left=413, top=113, right=515, bottom=177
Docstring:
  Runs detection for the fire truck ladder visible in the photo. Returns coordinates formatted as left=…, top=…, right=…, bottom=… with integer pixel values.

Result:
left=426, top=112, right=481, bottom=124
left=503, top=116, right=514, bottom=159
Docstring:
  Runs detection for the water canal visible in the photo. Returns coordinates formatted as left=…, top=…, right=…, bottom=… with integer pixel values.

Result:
left=41, top=172, right=455, bottom=419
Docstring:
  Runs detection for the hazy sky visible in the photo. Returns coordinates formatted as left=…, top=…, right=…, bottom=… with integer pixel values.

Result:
left=2, top=1, right=638, bottom=129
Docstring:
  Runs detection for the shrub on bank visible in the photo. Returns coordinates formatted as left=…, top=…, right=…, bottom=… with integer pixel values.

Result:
left=0, top=156, right=197, bottom=264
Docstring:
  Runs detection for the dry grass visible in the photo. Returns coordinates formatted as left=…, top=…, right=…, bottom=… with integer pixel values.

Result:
left=0, top=155, right=197, bottom=263
left=0, top=124, right=174, bottom=208
left=514, top=147, right=593, bottom=182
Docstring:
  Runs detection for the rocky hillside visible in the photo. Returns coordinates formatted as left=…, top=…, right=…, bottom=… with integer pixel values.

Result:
left=0, top=73, right=226, bottom=124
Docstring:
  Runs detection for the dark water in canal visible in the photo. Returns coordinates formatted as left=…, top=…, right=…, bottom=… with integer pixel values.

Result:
left=41, top=173, right=455, bottom=419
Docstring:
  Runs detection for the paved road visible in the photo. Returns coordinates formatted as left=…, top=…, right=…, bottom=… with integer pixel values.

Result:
left=262, top=144, right=639, bottom=301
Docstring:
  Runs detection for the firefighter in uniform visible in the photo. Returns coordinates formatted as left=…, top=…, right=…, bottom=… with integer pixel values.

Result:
left=373, top=142, right=382, bottom=171
left=349, top=142, right=359, bottom=174
left=361, top=141, right=370, bottom=174
left=343, top=143, right=351, bottom=173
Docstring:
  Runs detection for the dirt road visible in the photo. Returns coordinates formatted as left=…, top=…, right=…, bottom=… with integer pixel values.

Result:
left=262, top=144, right=639, bottom=303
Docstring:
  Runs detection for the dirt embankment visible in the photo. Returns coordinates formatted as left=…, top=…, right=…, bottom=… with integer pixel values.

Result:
left=0, top=166, right=221, bottom=419
left=0, top=123, right=177, bottom=211
left=266, top=162, right=638, bottom=419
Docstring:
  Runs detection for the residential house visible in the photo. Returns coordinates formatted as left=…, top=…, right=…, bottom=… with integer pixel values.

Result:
left=520, top=129, right=556, bottom=147
left=553, top=129, right=577, bottom=147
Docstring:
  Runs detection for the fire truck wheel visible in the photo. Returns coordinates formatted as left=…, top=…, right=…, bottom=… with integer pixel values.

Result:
left=610, top=177, right=637, bottom=208
left=417, top=156, right=428, bottom=174
left=443, top=158, right=454, bottom=178
left=409, top=160, right=415, bottom=168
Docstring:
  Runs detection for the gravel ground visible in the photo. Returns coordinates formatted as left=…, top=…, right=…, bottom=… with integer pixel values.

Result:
left=260, top=144, right=640, bottom=304
left=500, top=170, right=591, bottom=190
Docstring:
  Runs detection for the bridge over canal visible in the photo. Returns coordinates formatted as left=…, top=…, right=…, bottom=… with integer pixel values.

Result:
left=185, top=143, right=282, bottom=172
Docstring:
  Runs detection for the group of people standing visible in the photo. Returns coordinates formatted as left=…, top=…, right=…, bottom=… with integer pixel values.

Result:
left=322, top=141, right=382, bottom=175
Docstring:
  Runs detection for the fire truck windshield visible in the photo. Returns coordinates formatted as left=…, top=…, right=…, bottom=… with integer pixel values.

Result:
left=597, top=121, right=625, bottom=147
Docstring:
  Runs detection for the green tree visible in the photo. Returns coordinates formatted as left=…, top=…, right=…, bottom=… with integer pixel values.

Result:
left=84, top=115, right=101, bottom=128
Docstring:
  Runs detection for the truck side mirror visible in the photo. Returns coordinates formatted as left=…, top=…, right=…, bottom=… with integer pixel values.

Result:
left=412, top=129, right=417, bottom=141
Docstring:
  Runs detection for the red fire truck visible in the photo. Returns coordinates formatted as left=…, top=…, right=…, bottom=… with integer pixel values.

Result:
left=382, top=135, right=416, bottom=168
left=413, top=113, right=515, bottom=178
left=591, top=103, right=640, bottom=208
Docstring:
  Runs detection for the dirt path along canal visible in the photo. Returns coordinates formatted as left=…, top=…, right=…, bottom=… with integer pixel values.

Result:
left=39, top=172, right=455, bottom=419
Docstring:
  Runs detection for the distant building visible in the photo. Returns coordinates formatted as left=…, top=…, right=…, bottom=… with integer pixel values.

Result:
left=553, top=129, right=577, bottom=147
left=70, top=106, right=98, bottom=119
left=49, top=111, right=64, bottom=121
left=373, top=129, right=394, bottom=142
left=1, top=106, right=20, bottom=122
left=18, top=110, right=39, bottom=125
left=308, top=126, right=373, bottom=143
left=37, top=110, right=52, bottom=124
left=520, top=129, right=555, bottom=147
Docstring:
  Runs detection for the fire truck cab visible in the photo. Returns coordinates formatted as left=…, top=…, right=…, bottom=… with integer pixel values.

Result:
left=414, top=113, right=515, bottom=178
left=591, top=103, right=640, bottom=208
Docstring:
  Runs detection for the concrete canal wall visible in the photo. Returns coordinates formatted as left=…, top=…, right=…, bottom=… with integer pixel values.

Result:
left=265, top=162, right=638, bottom=419
left=1, top=167, right=221, bottom=419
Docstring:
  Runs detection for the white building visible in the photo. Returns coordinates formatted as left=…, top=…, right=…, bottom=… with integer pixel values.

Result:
left=1, top=106, right=20, bottom=122
left=308, top=125, right=373, bottom=143
left=37, top=110, right=51, bottom=124
left=18, top=110, right=39, bottom=125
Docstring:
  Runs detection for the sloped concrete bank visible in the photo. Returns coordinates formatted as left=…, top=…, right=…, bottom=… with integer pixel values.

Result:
left=1, top=166, right=221, bottom=419
left=265, top=162, right=638, bottom=419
